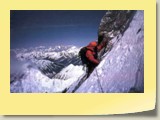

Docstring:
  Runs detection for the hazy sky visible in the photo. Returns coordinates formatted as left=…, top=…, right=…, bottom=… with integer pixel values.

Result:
left=10, top=10, right=106, bottom=49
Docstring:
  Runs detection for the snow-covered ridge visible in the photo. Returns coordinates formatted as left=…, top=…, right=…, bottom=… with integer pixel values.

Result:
left=11, top=45, right=85, bottom=93
left=54, top=64, right=84, bottom=80
left=11, top=11, right=144, bottom=93
left=11, top=45, right=80, bottom=61
left=11, top=63, right=84, bottom=93
left=11, top=45, right=82, bottom=78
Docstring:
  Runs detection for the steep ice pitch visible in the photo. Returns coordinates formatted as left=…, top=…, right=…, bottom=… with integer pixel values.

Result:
left=75, top=11, right=144, bottom=93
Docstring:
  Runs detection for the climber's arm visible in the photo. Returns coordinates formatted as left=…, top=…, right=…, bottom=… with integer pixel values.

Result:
left=86, top=50, right=99, bottom=65
left=97, top=39, right=108, bottom=52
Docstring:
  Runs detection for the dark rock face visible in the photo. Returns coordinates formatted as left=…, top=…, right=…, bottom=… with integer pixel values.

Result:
left=11, top=11, right=144, bottom=93
left=98, top=10, right=135, bottom=41
left=68, top=10, right=144, bottom=93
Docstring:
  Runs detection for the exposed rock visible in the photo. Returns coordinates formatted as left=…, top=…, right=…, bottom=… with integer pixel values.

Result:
left=68, top=10, right=144, bottom=93
left=11, top=11, right=144, bottom=93
left=98, top=10, right=135, bottom=41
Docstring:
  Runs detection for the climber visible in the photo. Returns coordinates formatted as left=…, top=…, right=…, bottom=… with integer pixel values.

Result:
left=79, top=35, right=108, bottom=78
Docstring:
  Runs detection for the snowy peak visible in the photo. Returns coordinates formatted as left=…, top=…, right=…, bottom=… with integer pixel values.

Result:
left=54, top=64, right=84, bottom=80
left=11, top=45, right=85, bottom=93
left=11, top=45, right=80, bottom=61
left=11, top=11, right=144, bottom=93
left=11, top=63, right=84, bottom=93
left=11, top=45, right=82, bottom=78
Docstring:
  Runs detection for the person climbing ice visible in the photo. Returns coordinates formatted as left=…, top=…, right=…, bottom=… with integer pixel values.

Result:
left=79, top=34, right=108, bottom=78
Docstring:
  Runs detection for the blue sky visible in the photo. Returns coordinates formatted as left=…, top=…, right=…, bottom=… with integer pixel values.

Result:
left=10, top=10, right=106, bottom=49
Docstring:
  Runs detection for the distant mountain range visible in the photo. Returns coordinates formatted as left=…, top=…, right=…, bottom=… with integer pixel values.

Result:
left=10, top=45, right=85, bottom=93
left=11, top=11, right=144, bottom=93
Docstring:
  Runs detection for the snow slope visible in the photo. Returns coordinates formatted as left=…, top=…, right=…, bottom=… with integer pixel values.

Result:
left=68, top=11, right=144, bottom=93
left=11, top=11, right=144, bottom=93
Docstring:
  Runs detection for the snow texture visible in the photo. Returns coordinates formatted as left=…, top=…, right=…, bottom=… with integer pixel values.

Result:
left=11, top=45, right=81, bottom=78
left=11, top=46, right=85, bottom=93
left=73, top=11, right=144, bottom=93
left=11, top=11, right=144, bottom=93
left=11, top=63, right=84, bottom=93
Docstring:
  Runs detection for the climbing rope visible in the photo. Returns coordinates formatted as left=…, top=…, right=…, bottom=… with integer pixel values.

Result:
left=95, top=68, right=104, bottom=93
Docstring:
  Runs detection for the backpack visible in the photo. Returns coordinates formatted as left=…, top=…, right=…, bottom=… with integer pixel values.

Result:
left=79, top=46, right=98, bottom=65
left=78, top=47, right=89, bottom=65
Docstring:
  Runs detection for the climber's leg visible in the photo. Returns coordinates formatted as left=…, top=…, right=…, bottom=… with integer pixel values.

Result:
left=86, top=63, right=97, bottom=78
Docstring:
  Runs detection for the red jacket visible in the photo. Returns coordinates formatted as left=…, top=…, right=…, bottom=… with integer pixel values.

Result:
left=86, top=40, right=107, bottom=65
